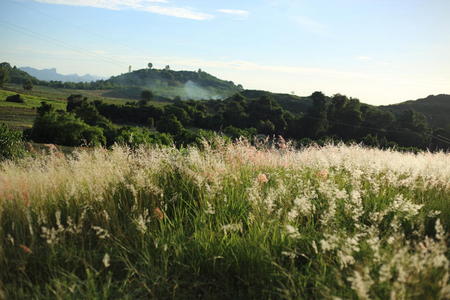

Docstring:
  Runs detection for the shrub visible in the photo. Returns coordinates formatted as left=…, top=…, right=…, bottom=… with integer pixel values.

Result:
left=23, top=79, right=33, bottom=90
left=5, top=94, right=24, bottom=103
left=30, top=110, right=106, bottom=147
left=0, top=123, right=25, bottom=160
left=156, top=114, right=184, bottom=136
left=114, top=126, right=173, bottom=148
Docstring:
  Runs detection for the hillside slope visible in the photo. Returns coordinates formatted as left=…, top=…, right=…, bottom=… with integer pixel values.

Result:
left=105, top=68, right=243, bottom=100
left=239, top=90, right=313, bottom=115
left=381, top=94, right=450, bottom=129
left=0, top=62, right=39, bottom=84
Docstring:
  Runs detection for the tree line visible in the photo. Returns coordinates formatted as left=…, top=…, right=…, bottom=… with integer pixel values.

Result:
left=22, top=90, right=450, bottom=151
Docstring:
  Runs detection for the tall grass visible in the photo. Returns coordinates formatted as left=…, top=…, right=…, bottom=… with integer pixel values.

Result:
left=0, top=140, right=449, bottom=299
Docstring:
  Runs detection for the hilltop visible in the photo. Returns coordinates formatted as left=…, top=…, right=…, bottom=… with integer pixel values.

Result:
left=103, top=68, right=243, bottom=100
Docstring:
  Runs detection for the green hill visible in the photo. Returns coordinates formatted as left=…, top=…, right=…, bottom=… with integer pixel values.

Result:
left=239, top=90, right=313, bottom=115
left=381, top=94, right=450, bottom=130
left=104, top=68, right=243, bottom=100
left=0, top=62, right=39, bottom=85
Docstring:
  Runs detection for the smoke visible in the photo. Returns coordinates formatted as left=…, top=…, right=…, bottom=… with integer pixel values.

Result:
left=183, top=80, right=222, bottom=100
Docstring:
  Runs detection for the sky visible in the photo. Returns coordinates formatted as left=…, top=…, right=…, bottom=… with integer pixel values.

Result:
left=1, top=0, right=449, bottom=105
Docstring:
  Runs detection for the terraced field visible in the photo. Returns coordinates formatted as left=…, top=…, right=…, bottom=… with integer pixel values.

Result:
left=0, top=85, right=168, bottom=130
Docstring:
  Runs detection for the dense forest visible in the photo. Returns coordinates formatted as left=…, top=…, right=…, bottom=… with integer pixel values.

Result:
left=24, top=91, right=450, bottom=151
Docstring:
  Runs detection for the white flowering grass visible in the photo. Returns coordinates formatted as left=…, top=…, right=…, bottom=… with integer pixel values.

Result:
left=0, top=140, right=448, bottom=299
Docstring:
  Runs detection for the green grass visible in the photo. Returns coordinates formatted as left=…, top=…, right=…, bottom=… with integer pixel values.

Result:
left=0, top=106, right=36, bottom=130
left=0, top=143, right=448, bottom=299
left=4, top=84, right=168, bottom=107
left=0, top=89, right=67, bottom=130
left=0, top=84, right=168, bottom=130
left=0, top=89, right=67, bottom=110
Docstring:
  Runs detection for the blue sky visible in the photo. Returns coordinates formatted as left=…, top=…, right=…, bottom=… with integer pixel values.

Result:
left=1, top=0, right=449, bottom=104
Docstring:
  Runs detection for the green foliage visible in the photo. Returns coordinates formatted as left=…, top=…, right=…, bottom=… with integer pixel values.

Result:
left=22, top=79, right=33, bottom=91
left=88, top=91, right=448, bottom=151
left=0, top=65, right=9, bottom=87
left=0, top=123, right=25, bottom=160
left=223, top=126, right=256, bottom=140
left=66, top=94, right=86, bottom=112
left=114, top=126, right=172, bottom=148
left=382, top=94, right=450, bottom=129
left=1, top=63, right=447, bottom=152
left=156, top=114, right=184, bottom=136
left=139, top=89, right=154, bottom=106
left=30, top=103, right=106, bottom=147
left=0, top=62, right=38, bottom=85
left=5, top=94, right=24, bottom=103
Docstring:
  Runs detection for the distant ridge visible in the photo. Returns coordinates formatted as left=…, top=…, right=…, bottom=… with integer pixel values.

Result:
left=19, top=66, right=103, bottom=83
left=381, top=94, right=450, bottom=129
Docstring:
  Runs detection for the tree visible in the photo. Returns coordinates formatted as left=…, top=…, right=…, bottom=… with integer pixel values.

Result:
left=67, top=94, right=86, bottom=112
left=0, top=66, right=9, bottom=87
left=140, top=90, right=153, bottom=106
left=30, top=108, right=106, bottom=147
left=37, top=102, right=54, bottom=116
left=305, top=91, right=328, bottom=138
left=148, top=62, right=153, bottom=69
left=156, top=114, right=183, bottom=136
left=5, top=94, right=24, bottom=103
left=73, top=101, right=111, bottom=127
left=164, top=65, right=170, bottom=71
left=23, top=79, right=33, bottom=91
left=257, top=120, right=275, bottom=135
left=164, top=105, right=190, bottom=125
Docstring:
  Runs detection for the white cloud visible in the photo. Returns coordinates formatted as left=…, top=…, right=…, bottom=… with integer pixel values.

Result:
left=217, top=9, right=249, bottom=17
left=293, top=16, right=327, bottom=35
left=33, top=0, right=213, bottom=20
left=142, top=5, right=213, bottom=20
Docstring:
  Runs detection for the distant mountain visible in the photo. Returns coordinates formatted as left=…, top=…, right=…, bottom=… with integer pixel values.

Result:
left=20, top=66, right=102, bottom=82
left=381, top=94, right=450, bottom=129
left=103, top=68, right=243, bottom=100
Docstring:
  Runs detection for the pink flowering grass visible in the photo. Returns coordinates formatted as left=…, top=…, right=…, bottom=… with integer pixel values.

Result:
left=0, top=140, right=448, bottom=299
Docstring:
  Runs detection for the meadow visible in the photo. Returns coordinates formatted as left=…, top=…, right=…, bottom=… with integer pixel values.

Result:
left=0, top=84, right=167, bottom=130
left=0, top=140, right=449, bottom=299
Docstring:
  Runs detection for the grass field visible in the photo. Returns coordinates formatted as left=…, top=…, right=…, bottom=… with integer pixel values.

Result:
left=0, top=84, right=167, bottom=130
left=0, top=89, right=67, bottom=130
left=0, top=106, right=36, bottom=130
left=4, top=84, right=167, bottom=107
left=0, top=141, right=448, bottom=299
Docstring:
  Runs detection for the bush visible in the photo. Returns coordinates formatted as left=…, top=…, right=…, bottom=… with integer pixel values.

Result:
left=156, top=114, right=184, bottom=136
left=23, top=79, right=33, bottom=90
left=0, top=123, right=25, bottom=160
left=5, top=94, right=24, bottom=103
left=115, top=126, right=173, bottom=148
left=30, top=110, right=106, bottom=147
left=223, top=126, right=256, bottom=140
